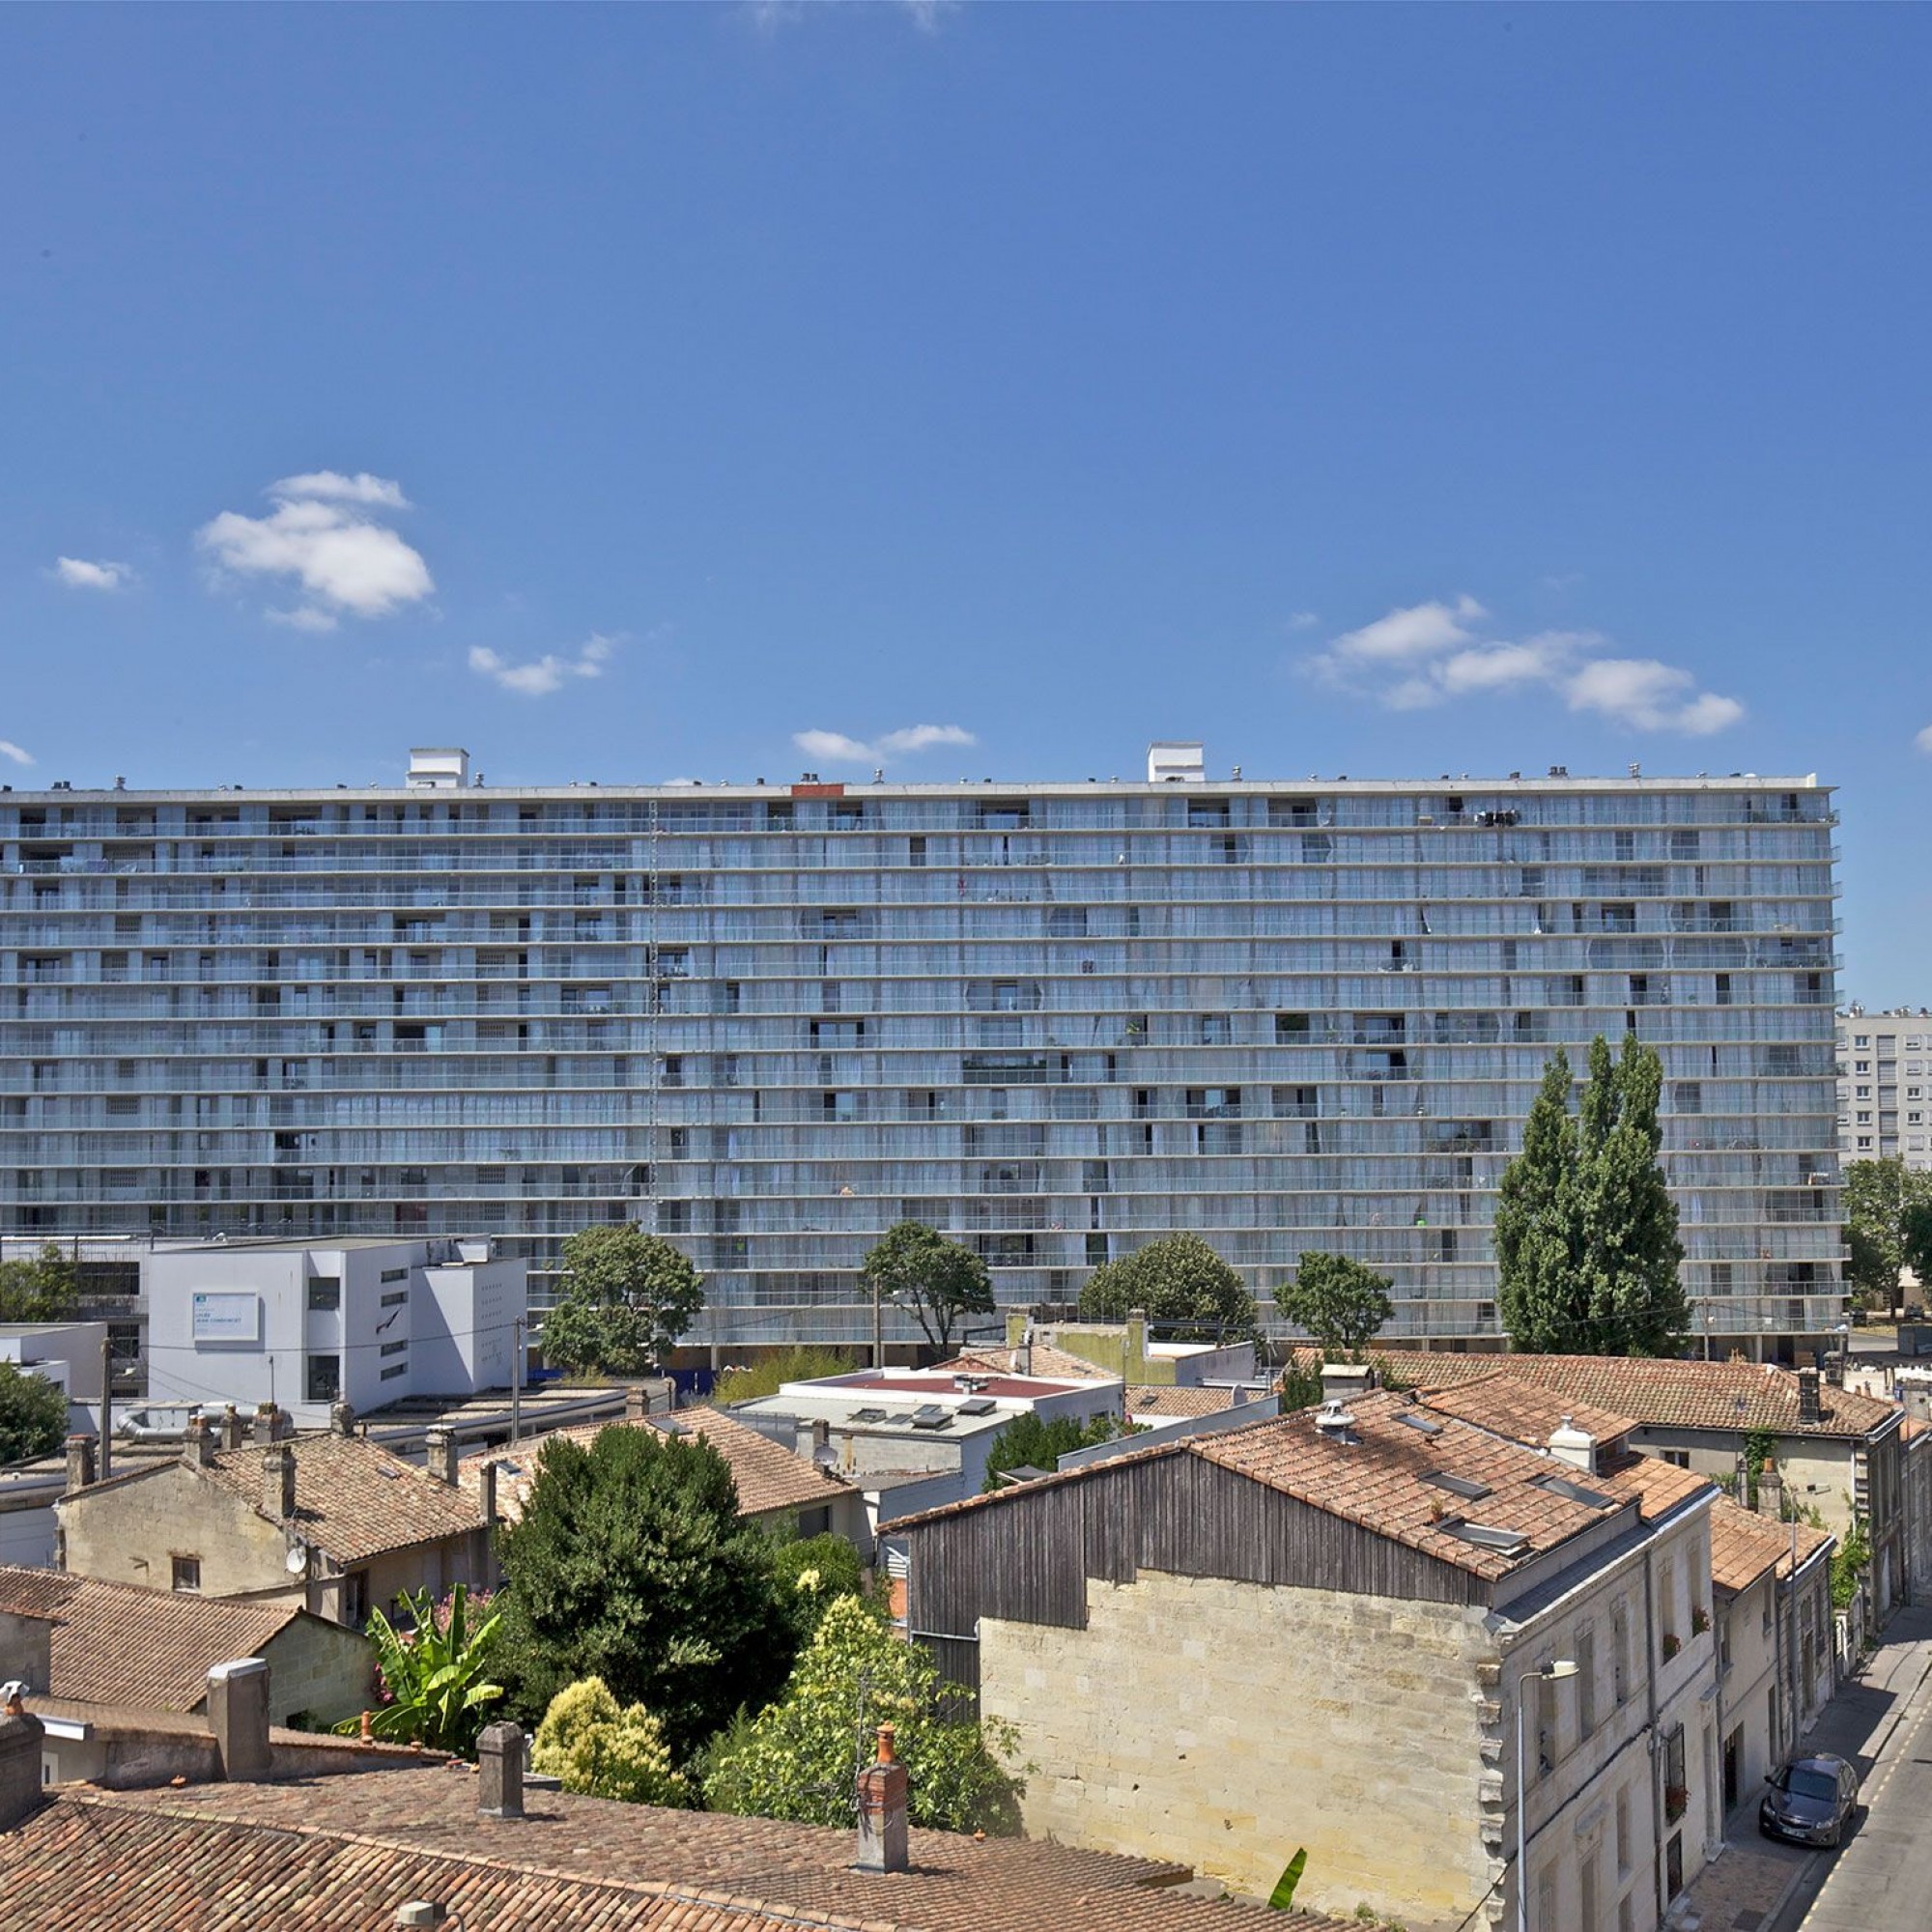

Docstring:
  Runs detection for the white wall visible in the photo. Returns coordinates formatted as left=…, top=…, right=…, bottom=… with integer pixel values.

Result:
left=0, top=1324, right=106, bottom=1406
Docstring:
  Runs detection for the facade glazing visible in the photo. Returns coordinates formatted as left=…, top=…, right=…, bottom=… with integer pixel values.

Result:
left=0, top=754, right=1843, bottom=1349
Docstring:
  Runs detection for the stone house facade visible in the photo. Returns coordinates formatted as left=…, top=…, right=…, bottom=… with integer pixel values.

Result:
left=888, top=1391, right=1720, bottom=1931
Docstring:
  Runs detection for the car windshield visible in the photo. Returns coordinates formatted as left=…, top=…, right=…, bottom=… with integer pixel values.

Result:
left=1783, top=1768, right=1839, bottom=1803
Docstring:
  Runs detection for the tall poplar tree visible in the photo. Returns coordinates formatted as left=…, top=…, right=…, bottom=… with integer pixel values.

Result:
left=1495, top=1035, right=1688, bottom=1356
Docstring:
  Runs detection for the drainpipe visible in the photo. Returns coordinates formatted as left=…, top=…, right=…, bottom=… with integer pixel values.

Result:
left=1641, top=1541, right=1667, bottom=1920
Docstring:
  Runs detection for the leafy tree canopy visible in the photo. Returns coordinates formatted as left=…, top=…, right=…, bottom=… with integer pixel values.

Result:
left=1077, top=1233, right=1261, bottom=1345
left=1844, top=1157, right=1932, bottom=1314
left=702, top=1596, right=1023, bottom=1835
left=714, top=1347, right=860, bottom=1406
left=0, top=1361, right=69, bottom=1464
left=495, top=1422, right=792, bottom=1756
left=1275, top=1252, right=1394, bottom=1357
left=860, top=1221, right=996, bottom=1353
left=981, top=1409, right=1122, bottom=1492
left=531, top=1676, right=690, bottom=1806
left=771, top=1530, right=867, bottom=1644
left=1495, top=1036, right=1689, bottom=1356
left=0, top=1243, right=78, bottom=1324
left=540, top=1224, right=704, bottom=1376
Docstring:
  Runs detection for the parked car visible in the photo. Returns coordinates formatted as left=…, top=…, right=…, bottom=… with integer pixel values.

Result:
left=1760, top=1753, right=1860, bottom=1848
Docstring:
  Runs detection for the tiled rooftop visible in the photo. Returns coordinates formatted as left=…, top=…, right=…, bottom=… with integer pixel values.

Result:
left=1413, top=1374, right=1638, bottom=1451
left=460, top=1408, right=856, bottom=1526
left=1321, top=1350, right=1900, bottom=1440
left=16, top=1770, right=1362, bottom=1932
left=938, top=1344, right=1116, bottom=1382
left=892, top=1391, right=1640, bottom=1581
left=0, top=1567, right=305, bottom=1712
left=1708, top=1494, right=1834, bottom=1594
left=1124, top=1384, right=1256, bottom=1418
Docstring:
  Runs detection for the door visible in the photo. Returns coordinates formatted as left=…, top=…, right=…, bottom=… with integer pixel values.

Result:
left=1723, top=1726, right=1742, bottom=1810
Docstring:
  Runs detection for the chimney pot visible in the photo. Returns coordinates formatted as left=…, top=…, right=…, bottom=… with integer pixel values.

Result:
left=1548, top=1415, right=1599, bottom=1475
left=425, top=1427, right=459, bottom=1488
left=856, top=1722, right=910, bottom=1872
left=219, top=1404, right=244, bottom=1451
left=64, top=1434, right=95, bottom=1494
left=0, top=1701, right=45, bottom=1832
left=182, top=1416, right=216, bottom=1469
left=479, top=1459, right=498, bottom=1528
left=476, top=1721, right=526, bottom=1819
left=250, top=1402, right=280, bottom=1446
left=625, top=1384, right=648, bottom=1423
left=330, top=1400, right=356, bottom=1439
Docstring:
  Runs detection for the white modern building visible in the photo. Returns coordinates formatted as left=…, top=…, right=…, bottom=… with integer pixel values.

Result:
left=1835, top=1007, right=1932, bottom=1170
left=144, top=1236, right=525, bottom=1429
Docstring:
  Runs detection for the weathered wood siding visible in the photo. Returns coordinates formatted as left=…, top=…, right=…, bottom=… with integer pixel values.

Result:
left=900, top=1448, right=1489, bottom=1694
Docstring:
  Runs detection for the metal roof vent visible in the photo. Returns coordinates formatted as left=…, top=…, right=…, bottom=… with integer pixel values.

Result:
left=1313, top=1399, right=1357, bottom=1437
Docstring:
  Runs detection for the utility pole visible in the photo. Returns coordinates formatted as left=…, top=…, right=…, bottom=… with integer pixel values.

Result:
left=98, top=1329, right=112, bottom=1483
left=871, top=1276, right=884, bottom=1372
left=512, top=1316, right=524, bottom=1444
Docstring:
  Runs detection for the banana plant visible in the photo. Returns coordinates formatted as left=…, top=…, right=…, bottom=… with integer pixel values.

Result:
left=335, top=1582, right=505, bottom=1755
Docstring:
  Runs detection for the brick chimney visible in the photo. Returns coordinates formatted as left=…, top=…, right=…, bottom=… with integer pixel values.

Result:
left=0, top=1687, right=45, bottom=1832
left=64, top=1434, right=95, bottom=1494
left=425, top=1428, right=459, bottom=1488
left=856, top=1722, right=909, bottom=1873
left=625, top=1384, right=649, bottom=1423
left=1757, top=1462, right=1785, bottom=1520
left=182, top=1415, right=216, bottom=1469
left=476, top=1720, right=526, bottom=1819
left=263, top=1443, right=297, bottom=1521
left=1798, top=1368, right=1822, bottom=1427
left=329, top=1400, right=356, bottom=1439
left=477, top=1460, right=498, bottom=1529
left=219, top=1404, right=245, bottom=1451
left=207, top=1658, right=271, bottom=1781
left=250, top=1402, right=280, bottom=1445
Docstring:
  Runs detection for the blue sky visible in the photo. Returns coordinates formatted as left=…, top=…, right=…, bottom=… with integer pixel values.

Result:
left=2, top=5, right=1928, bottom=995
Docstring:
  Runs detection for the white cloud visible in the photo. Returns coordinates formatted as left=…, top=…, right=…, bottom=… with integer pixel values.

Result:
left=1284, top=611, right=1321, bottom=632
left=53, top=556, right=134, bottom=592
left=196, top=471, right=432, bottom=628
left=793, top=723, right=978, bottom=767
left=1916, top=724, right=1932, bottom=754
left=0, top=741, right=33, bottom=767
left=469, top=634, right=615, bottom=697
left=1302, top=598, right=1743, bottom=735
left=266, top=470, right=411, bottom=509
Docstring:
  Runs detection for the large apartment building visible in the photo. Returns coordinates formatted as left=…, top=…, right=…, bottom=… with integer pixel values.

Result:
left=0, top=745, right=1843, bottom=1351
left=1835, top=1007, right=1932, bottom=1171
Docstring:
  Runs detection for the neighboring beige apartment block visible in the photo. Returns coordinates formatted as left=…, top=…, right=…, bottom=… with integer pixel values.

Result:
left=1836, top=1007, right=1932, bottom=1169
left=889, top=1390, right=1721, bottom=1932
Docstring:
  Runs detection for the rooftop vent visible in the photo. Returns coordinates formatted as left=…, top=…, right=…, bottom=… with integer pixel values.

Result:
left=1313, top=1398, right=1357, bottom=1437
left=849, top=1406, right=888, bottom=1423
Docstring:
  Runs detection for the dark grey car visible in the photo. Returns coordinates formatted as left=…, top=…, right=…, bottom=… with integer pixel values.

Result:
left=1759, top=1753, right=1860, bottom=1848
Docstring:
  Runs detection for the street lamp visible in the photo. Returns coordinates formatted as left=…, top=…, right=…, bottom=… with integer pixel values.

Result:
left=1517, top=1659, right=1578, bottom=1932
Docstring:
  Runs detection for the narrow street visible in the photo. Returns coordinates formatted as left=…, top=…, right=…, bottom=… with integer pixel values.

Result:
left=1763, top=1605, right=1932, bottom=1931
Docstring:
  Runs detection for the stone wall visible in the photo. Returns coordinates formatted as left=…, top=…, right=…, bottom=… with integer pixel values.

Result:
left=979, top=1568, right=1496, bottom=1929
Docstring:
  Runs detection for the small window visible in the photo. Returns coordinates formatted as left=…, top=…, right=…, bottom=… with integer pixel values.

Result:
left=306, top=1276, right=341, bottom=1311
left=171, top=1554, right=202, bottom=1593
left=379, top=1267, right=410, bottom=1284
left=380, top=1289, right=409, bottom=1308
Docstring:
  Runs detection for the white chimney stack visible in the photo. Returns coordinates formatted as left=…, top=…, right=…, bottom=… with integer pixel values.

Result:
left=1548, top=1415, right=1598, bottom=1474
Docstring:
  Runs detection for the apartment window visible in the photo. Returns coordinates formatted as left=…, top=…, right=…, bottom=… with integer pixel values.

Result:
left=1611, top=1605, right=1630, bottom=1707
left=380, top=1340, right=408, bottom=1358
left=380, top=1289, right=408, bottom=1308
left=171, top=1554, right=201, bottom=1593
left=305, top=1276, right=341, bottom=1311
left=1615, top=1785, right=1632, bottom=1876
left=380, top=1267, right=409, bottom=1284
left=1859, top=1136, right=1873, bottom=1149
left=1576, top=1624, right=1598, bottom=1736
left=1857, top=1085, right=1872, bottom=1098
left=305, top=1353, right=341, bottom=1403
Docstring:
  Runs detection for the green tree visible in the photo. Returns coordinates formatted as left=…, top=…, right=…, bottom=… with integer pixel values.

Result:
left=0, top=1243, right=78, bottom=1324
left=702, top=1596, right=1023, bottom=1834
left=0, top=1361, right=69, bottom=1463
left=540, top=1224, right=705, bottom=1376
left=1495, top=1036, right=1689, bottom=1356
left=981, top=1409, right=1121, bottom=1492
left=860, top=1221, right=997, bottom=1353
left=1275, top=1252, right=1393, bottom=1357
left=1077, top=1233, right=1261, bottom=1345
left=1845, top=1157, right=1932, bottom=1316
left=714, top=1346, right=859, bottom=1405
left=332, top=1583, right=504, bottom=1754
left=531, top=1676, right=690, bottom=1805
left=494, top=1423, right=793, bottom=1756
left=771, top=1530, right=867, bottom=1643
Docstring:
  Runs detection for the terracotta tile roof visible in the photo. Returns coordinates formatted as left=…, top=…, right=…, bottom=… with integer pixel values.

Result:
left=1592, top=1451, right=1716, bottom=1524
left=204, top=1434, right=487, bottom=1565
left=0, top=1566, right=304, bottom=1713
left=938, top=1344, right=1117, bottom=1382
left=1125, top=1384, right=1255, bottom=1418
left=1415, top=1374, right=1638, bottom=1451
left=891, top=1391, right=1637, bottom=1582
left=1706, top=1495, right=1834, bottom=1593
left=52, top=1770, right=1362, bottom=1932
left=1333, top=1350, right=1901, bottom=1440
left=459, top=1409, right=855, bottom=1528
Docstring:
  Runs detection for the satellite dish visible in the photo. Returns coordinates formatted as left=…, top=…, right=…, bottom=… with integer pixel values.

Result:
left=285, top=1544, right=308, bottom=1577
